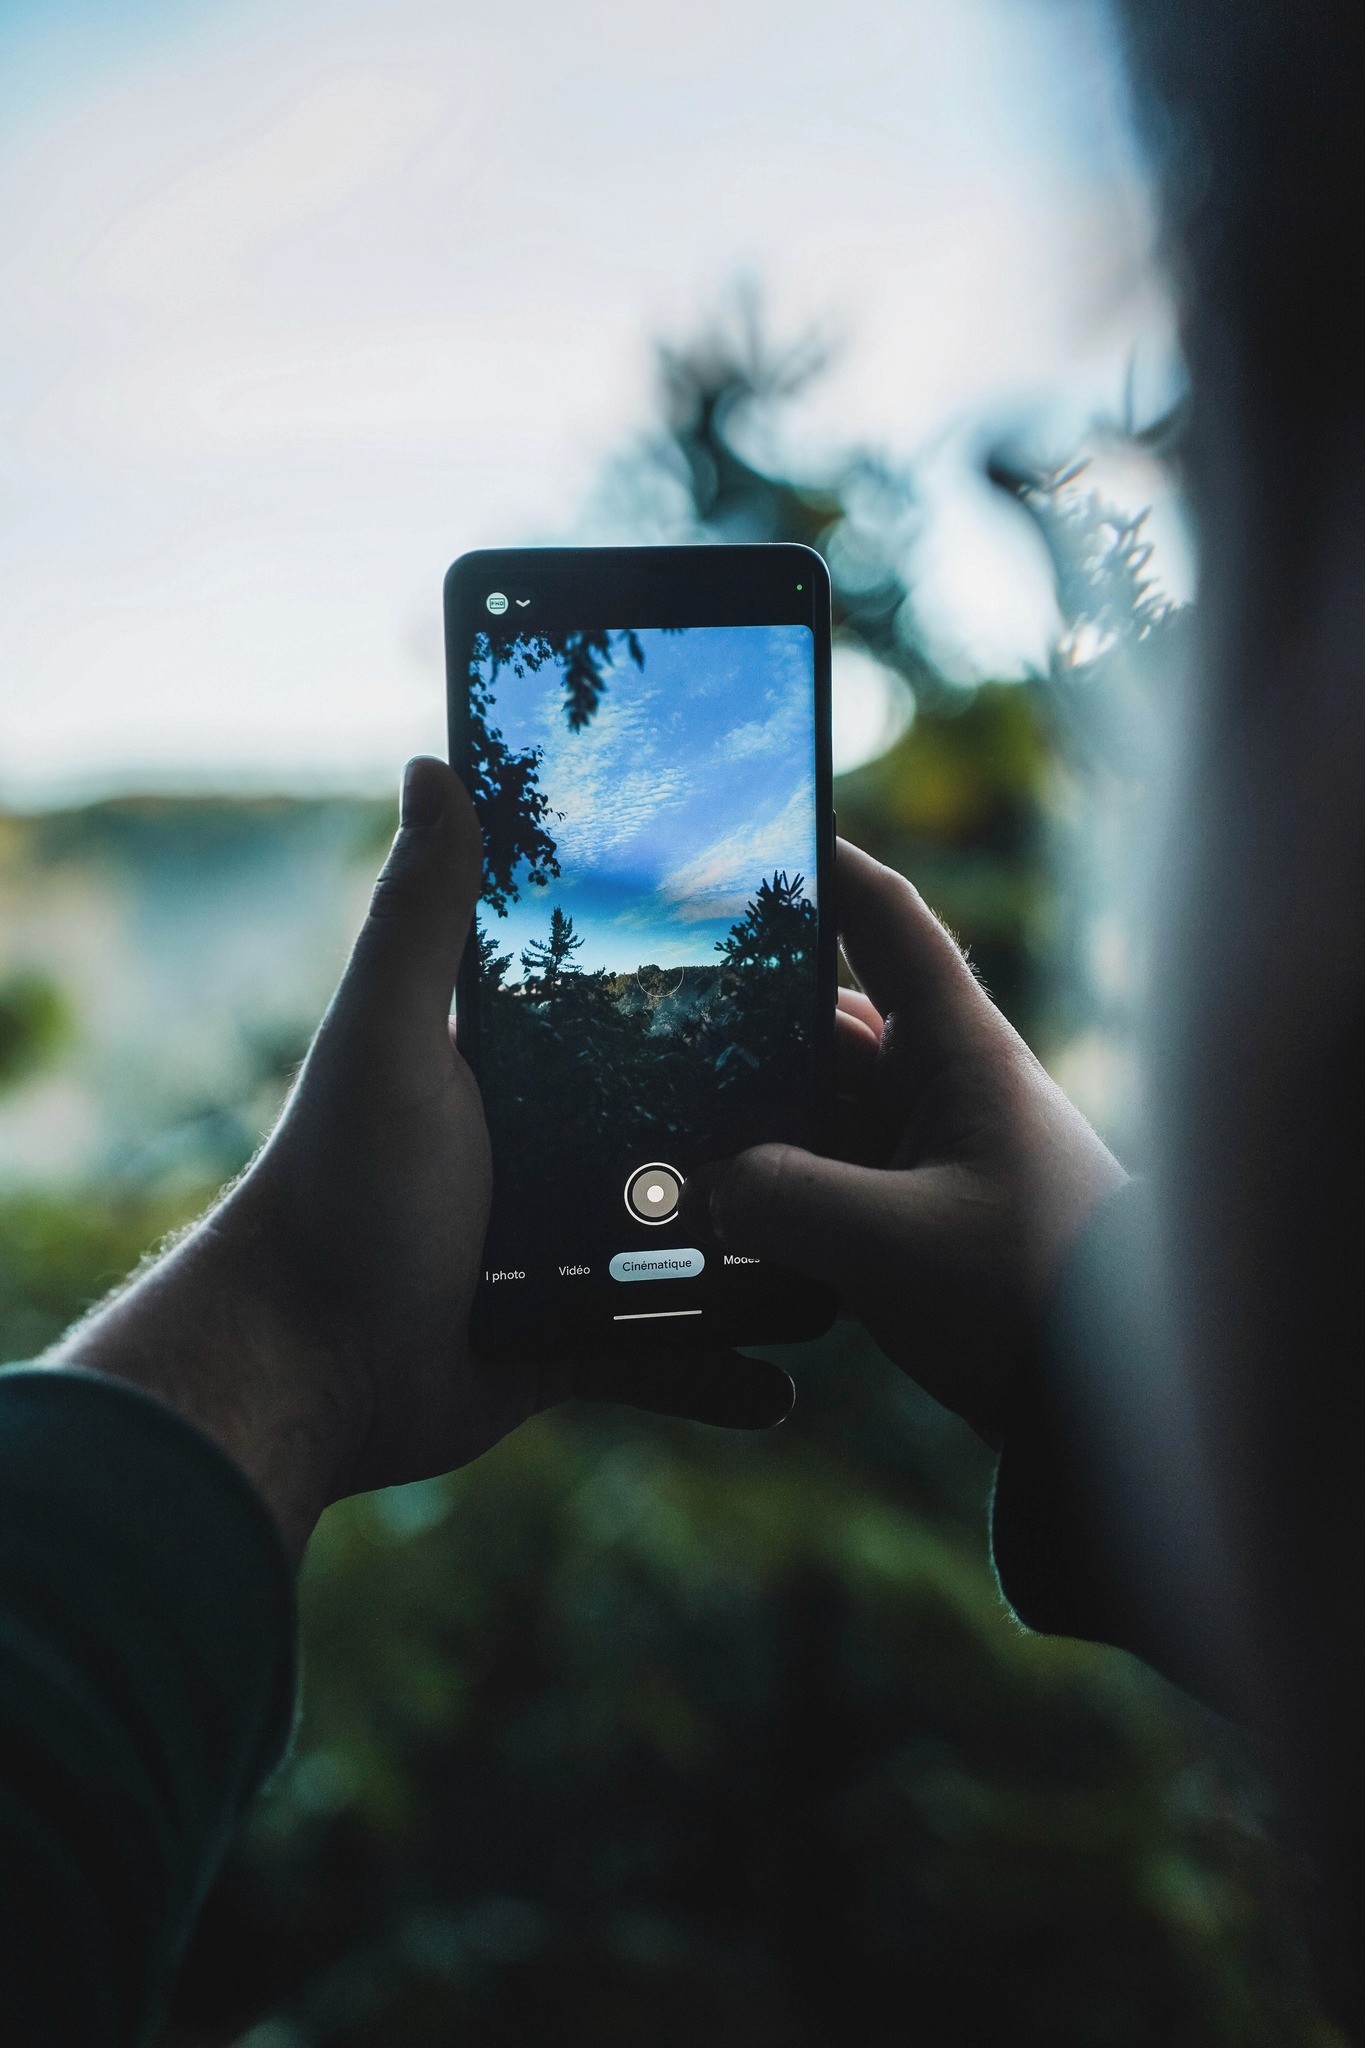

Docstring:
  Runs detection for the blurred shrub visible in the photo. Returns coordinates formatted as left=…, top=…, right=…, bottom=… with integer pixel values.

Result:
left=0, top=971, right=71, bottom=1091
left=835, top=684, right=1053, bottom=1032
left=172, top=1360, right=1329, bottom=2048
left=0, top=1185, right=203, bottom=1365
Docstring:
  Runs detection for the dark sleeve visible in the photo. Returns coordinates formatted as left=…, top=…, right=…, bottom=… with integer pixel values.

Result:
left=991, top=1182, right=1247, bottom=1718
left=0, top=1365, right=297, bottom=2047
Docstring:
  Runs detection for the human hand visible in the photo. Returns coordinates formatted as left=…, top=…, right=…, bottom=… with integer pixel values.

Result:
left=702, top=840, right=1127, bottom=1446
left=54, top=759, right=791, bottom=1555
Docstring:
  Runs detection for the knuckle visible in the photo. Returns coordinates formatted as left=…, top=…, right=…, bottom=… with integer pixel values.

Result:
left=366, top=834, right=426, bottom=927
left=718, top=1143, right=793, bottom=1244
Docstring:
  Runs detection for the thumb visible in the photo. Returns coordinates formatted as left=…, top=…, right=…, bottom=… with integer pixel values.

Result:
left=338, top=758, right=482, bottom=1036
left=710, top=1142, right=949, bottom=1306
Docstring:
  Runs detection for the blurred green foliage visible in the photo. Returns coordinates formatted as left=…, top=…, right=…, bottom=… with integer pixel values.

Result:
left=0, top=1185, right=200, bottom=1365
left=836, top=685, right=1053, bottom=1031
left=0, top=315, right=1338, bottom=2045
left=0, top=970, right=71, bottom=1091
left=182, top=1368, right=1327, bottom=2048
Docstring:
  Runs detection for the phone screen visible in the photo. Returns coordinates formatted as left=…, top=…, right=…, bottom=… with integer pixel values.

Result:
left=446, top=546, right=836, bottom=1359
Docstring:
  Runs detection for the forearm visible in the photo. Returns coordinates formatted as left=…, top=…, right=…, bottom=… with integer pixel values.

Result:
left=991, top=1182, right=1248, bottom=1719
left=50, top=1183, right=370, bottom=1560
left=0, top=1366, right=296, bottom=2045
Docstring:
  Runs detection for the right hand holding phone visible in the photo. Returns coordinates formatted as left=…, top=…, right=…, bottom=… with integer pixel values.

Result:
left=703, top=841, right=1127, bottom=1446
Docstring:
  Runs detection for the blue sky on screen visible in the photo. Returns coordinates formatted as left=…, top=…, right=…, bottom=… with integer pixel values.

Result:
left=481, top=626, right=816, bottom=973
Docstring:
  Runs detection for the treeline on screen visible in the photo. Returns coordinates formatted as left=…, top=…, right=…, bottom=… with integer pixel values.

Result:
left=475, top=870, right=817, bottom=1173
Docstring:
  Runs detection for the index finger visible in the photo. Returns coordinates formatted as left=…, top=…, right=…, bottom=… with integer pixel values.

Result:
left=835, top=839, right=990, bottom=1063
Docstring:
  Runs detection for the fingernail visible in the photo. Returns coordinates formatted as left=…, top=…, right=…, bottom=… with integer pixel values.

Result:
left=401, top=758, right=446, bottom=828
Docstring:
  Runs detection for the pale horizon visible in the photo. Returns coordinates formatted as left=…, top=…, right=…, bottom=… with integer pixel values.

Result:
left=0, top=0, right=1185, bottom=808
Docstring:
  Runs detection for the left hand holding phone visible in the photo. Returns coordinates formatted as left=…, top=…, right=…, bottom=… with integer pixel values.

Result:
left=52, top=757, right=792, bottom=1558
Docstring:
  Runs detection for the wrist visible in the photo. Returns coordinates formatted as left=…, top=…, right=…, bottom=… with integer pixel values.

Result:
left=50, top=1196, right=372, bottom=1559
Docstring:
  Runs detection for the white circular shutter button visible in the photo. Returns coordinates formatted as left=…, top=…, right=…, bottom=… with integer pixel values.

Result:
left=624, top=1162, right=683, bottom=1225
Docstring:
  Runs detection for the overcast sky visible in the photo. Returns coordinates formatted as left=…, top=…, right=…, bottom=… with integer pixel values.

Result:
left=0, top=0, right=1180, bottom=806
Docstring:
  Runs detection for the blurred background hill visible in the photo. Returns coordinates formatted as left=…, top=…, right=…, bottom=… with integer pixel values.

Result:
left=0, top=0, right=1335, bottom=2041
left=0, top=799, right=382, bottom=1183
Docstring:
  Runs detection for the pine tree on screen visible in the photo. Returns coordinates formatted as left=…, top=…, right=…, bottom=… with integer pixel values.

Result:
left=519, top=906, right=585, bottom=1020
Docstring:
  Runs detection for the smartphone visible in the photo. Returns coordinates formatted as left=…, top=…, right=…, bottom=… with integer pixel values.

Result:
left=445, top=544, right=838, bottom=1363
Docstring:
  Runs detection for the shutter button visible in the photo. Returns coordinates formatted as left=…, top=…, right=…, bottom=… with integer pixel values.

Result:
left=624, top=1162, right=683, bottom=1225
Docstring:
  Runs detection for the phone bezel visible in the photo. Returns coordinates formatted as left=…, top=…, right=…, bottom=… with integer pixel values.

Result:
left=445, top=543, right=838, bottom=1361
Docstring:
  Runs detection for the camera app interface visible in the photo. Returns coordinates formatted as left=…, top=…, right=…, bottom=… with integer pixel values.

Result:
left=466, top=617, right=819, bottom=1327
